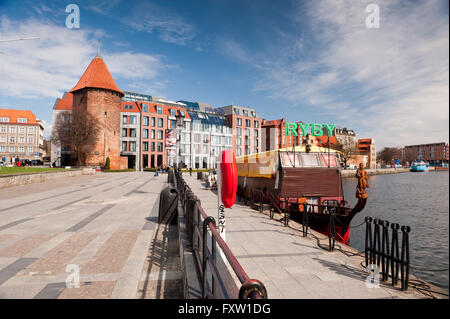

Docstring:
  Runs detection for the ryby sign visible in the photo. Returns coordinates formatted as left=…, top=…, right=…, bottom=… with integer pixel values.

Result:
left=286, top=122, right=335, bottom=137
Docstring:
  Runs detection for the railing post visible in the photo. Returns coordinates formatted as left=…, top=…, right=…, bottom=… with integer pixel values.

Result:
left=284, top=199, right=289, bottom=226
left=364, top=217, right=373, bottom=268
left=302, top=203, right=308, bottom=237
left=238, top=279, right=268, bottom=299
left=259, top=191, right=263, bottom=214
left=202, top=216, right=216, bottom=299
left=373, top=219, right=381, bottom=268
left=400, top=225, right=410, bottom=291
left=328, top=208, right=335, bottom=251
left=390, top=223, right=400, bottom=286
left=381, top=220, right=390, bottom=282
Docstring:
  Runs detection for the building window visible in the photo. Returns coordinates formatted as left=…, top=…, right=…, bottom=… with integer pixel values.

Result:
left=130, top=115, right=137, bottom=124
left=9, top=136, right=15, bottom=143
left=0, top=146, right=5, bottom=152
left=28, top=146, right=33, bottom=153
left=202, top=134, right=208, bottom=143
left=143, top=116, right=149, bottom=126
left=0, top=136, right=5, bottom=142
left=142, top=104, right=149, bottom=112
left=157, top=142, right=163, bottom=152
left=19, top=127, right=25, bottom=134
left=28, top=127, right=34, bottom=134
left=254, top=129, right=259, bottom=137
left=245, top=129, right=250, bottom=137
left=254, top=121, right=259, bottom=128
left=0, top=117, right=9, bottom=123
left=143, top=129, right=148, bottom=139
left=121, top=141, right=127, bottom=152
left=10, top=126, right=16, bottom=133
left=151, top=117, right=155, bottom=127
left=157, top=130, right=163, bottom=139
left=237, top=128, right=242, bottom=136
left=236, top=118, right=242, bottom=126
left=251, top=111, right=256, bottom=118
left=202, top=144, right=207, bottom=154
left=170, top=109, right=176, bottom=117
left=157, top=106, right=163, bottom=114
left=122, top=128, right=127, bottom=137
left=246, top=119, right=250, bottom=127
left=28, top=137, right=34, bottom=143
left=19, top=146, right=24, bottom=152
left=151, top=130, right=155, bottom=139
left=236, top=148, right=241, bottom=156
left=122, top=116, right=128, bottom=124
left=130, top=128, right=136, bottom=137
left=158, top=118, right=163, bottom=127
left=19, top=137, right=24, bottom=143
left=236, top=138, right=241, bottom=146
left=234, top=108, right=239, bottom=115
left=0, top=127, right=6, bottom=133
left=142, top=142, right=148, bottom=151
left=195, top=134, right=200, bottom=143
left=151, top=142, right=155, bottom=151
left=129, top=141, right=136, bottom=152
left=9, top=146, right=14, bottom=152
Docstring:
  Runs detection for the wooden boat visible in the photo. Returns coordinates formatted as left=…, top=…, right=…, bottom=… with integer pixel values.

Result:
left=236, top=145, right=368, bottom=244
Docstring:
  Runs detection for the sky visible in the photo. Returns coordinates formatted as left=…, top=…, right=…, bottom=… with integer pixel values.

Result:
left=0, top=0, right=448, bottom=149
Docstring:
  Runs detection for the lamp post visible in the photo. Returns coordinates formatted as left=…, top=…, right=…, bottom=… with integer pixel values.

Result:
left=175, top=111, right=185, bottom=168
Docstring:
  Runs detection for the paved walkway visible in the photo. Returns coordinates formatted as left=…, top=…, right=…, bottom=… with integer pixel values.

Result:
left=184, top=174, right=442, bottom=299
left=0, top=171, right=182, bottom=299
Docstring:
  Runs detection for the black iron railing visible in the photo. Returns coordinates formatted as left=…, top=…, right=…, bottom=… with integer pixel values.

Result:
left=173, top=168, right=267, bottom=299
left=364, top=217, right=410, bottom=290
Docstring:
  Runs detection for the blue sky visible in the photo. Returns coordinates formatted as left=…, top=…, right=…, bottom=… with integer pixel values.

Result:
left=0, top=0, right=448, bottom=148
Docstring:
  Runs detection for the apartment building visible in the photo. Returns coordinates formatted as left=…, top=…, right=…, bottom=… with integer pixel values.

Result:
left=357, top=138, right=377, bottom=169
left=120, top=101, right=141, bottom=169
left=0, top=109, right=44, bottom=163
left=218, top=105, right=261, bottom=156
left=402, top=142, right=449, bottom=166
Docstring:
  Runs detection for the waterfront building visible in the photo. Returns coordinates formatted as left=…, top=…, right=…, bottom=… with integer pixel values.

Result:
left=261, top=119, right=303, bottom=151
left=401, top=142, right=449, bottom=166
left=357, top=139, right=377, bottom=169
left=120, top=101, right=141, bottom=170
left=218, top=105, right=261, bottom=156
left=0, top=109, right=44, bottom=163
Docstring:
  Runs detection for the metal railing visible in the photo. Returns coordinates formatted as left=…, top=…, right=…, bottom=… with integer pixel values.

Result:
left=364, top=217, right=410, bottom=290
left=173, top=168, right=267, bottom=299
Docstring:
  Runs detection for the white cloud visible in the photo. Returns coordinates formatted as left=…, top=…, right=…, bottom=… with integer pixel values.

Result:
left=250, top=0, right=449, bottom=149
left=123, top=2, right=197, bottom=46
left=0, top=17, right=167, bottom=100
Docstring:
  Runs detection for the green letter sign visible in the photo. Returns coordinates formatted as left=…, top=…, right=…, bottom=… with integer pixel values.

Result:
left=285, top=122, right=335, bottom=137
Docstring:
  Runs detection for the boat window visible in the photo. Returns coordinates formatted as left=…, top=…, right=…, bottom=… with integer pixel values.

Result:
left=280, top=153, right=301, bottom=167
left=301, top=153, right=320, bottom=167
left=320, top=154, right=338, bottom=167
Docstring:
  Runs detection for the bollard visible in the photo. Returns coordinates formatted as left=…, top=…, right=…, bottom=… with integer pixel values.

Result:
left=158, top=186, right=178, bottom=223
left=202, top=216, right=216, bottom=299
left=328, top=209, right=336, bottom=251
left=302, top=203, right=309, bottom=237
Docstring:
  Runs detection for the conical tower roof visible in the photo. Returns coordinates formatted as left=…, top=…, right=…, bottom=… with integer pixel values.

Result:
left=70, top=56, right=123, bottom=96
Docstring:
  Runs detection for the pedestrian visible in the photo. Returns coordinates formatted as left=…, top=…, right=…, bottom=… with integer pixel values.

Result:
left=189, top=167, right=192, bottom=176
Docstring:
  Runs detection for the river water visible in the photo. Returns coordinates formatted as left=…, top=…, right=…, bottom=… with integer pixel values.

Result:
left=342, top=171, right=449, bottom=292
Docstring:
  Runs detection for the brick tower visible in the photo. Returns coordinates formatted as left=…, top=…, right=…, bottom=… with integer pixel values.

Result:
left=70, top=54, right=124, bottom=169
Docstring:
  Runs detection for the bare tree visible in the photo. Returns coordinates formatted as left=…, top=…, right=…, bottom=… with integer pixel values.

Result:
left=335, top=136, right=357, bottom=167
left=51, top=111, right=101, bottom=167
left=378, top=147, right=400, bottom=166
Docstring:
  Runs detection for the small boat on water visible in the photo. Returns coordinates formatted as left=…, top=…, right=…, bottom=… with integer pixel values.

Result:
left=410, top=160, right=429, bottom=172
left=235, top=145, right=368, bottom=245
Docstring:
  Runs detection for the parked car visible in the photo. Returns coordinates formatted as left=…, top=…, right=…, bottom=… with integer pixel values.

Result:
left=31, top=159, right=43, bottom=166
left=345, top=164, right=357, bottom=169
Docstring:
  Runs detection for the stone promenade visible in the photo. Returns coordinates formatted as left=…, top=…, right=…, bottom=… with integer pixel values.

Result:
left=0, top=171, right=182, bottom=299
left=184, top=174, right=444, bottom=299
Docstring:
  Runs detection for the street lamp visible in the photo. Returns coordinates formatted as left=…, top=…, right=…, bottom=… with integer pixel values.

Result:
left=175, top=111, right=185, bottom=169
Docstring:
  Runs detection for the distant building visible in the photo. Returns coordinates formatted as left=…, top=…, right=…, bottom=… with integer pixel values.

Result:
left=120, top=101, right=141, bottom=170
left=0, top=109, right=44, bottom=163
left=334, top=127, right=357, bottom=145
left=401, top=142, right=449, bottom=166
left=356, top=139, right=377, bottom=169
left=219, top=105, right=261, bottom=156
left=261, top=119, right=302, bottom=151
left=51, top=92, right=73, bottom=166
